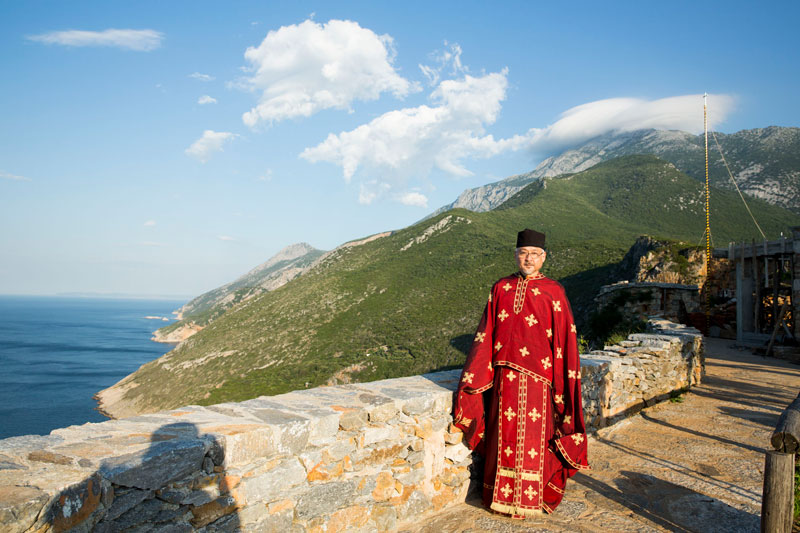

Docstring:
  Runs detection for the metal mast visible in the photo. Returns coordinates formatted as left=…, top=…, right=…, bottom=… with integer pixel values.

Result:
left=704, top=93, right=711, bottom=333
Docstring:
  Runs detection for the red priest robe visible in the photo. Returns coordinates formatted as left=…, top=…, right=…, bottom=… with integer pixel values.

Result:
left=453, top=272, right=589, bottom=516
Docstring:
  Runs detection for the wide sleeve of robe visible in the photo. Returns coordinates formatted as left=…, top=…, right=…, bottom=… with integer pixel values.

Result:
left=549, top=286, right=589, bottom=471
left=453, top=284, right=498, bottom=452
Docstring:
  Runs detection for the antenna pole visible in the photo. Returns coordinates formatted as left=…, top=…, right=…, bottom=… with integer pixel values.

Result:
left=704, top=93, right=711, bottom=335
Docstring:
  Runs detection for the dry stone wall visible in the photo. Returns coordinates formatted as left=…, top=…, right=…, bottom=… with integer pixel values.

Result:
left=0, top=320, right=702, bottom=532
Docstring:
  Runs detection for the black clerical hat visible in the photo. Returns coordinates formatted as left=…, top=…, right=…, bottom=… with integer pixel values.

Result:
left=516, top=228, right=545, bottom=248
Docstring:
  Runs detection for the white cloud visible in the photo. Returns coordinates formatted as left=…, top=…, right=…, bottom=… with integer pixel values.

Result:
left=397, top=192, right=428, bottom=208
left=525, top=94, right=736, bottom=155
left=143, top=220, right=156, bottom=227
left=197, top=95, right=217, bottom=105
left=28, top=29, right=163, bottom=51
left=301, top=69, right=520, bottom=204
left=0, top=171, right=31, bottom=181
left=217, top=235, right=235, bottom=241
left=303, top=84, right=735, bottom=204
left=257, top=169, right=273, bottom=181
left=185, top=130, right=238, bottom=163
left=419, top=41, right=466, bottom=86
left=190, top=72, right=215, bottom=82
left=237, top=19, right=418, bottom=126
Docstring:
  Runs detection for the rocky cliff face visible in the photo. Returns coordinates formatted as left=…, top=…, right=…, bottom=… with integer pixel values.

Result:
left=153, top=243, right=326, bottom=343
left=617, top=236, right=706, bottom=286
left=435, top=127, right=800, bottom=214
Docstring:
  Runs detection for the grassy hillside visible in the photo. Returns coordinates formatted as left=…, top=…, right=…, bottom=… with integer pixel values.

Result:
left=102, top=155, right=798, bottom=415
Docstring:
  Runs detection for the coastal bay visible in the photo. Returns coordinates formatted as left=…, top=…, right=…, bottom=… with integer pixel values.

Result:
left=0, top=295, right=184, bottom=439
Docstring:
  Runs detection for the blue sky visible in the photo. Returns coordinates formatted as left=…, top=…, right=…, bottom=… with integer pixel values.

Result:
left=1, top=1, right=798, bottom=298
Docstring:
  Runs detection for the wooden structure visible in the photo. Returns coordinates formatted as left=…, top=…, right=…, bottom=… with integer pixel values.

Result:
left=761, top=392, right=800, bottom=532
left=712, top=226, right=799, bottom=345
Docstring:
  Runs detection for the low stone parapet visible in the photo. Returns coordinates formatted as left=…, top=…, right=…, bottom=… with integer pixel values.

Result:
left=0, top=319, right=702, bottom=532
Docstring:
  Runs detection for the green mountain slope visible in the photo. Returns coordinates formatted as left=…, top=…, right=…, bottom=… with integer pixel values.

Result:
left=440, top=126, right=800, bottom=214
left=98, top=155, right=799, bottom=416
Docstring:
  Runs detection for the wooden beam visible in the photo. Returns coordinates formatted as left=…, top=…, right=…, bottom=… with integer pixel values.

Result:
left=771, top=391, right=800, bottom=453
left=761, top=450, right=795, bottom=533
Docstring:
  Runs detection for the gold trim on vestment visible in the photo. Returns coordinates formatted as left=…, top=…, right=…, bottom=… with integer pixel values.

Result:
left=555, top=438, right=590, bottom=471
left=463, top=383, right=492, bottom=394
left=494, top=361, right=552, bottom=387
left=547, top=481, right=565, bottom=495
left=498, top=467, right=541, bottom=481
left=490, top=502, right=544, bottom=517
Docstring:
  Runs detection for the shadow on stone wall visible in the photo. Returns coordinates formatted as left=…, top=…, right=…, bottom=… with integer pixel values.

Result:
left=34, top=423, right=239, bottom=532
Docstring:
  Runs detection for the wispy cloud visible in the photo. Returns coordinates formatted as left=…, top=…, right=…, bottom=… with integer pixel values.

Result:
left=419, top=41, right=466, bottom=87
left=197, top=95, right=217, bottom=105
left=185, top=130, right=238, bottom=163
left=256, top=169, right=273, bottom=181
left=217, top=235, right=235, bottom=242
left=236, top=19, right=419, bottom=127
left=0, top=171, right=32, bottom=182
left=190, top=72, right=215, bottom=82
left=143, top=220, right=156, bottom=227
left=27, top=29, right=163, bottom=51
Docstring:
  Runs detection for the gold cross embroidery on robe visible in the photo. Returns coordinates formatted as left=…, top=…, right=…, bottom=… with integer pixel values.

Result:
left=568, top=369, right=577, bottom=379
left=531, top=287, right=541, bottom=296
left=504, top=446, right=513, bottom=458
left=563, top=415, right=572, bottom=425
left=524, top=486, right=537, bottom=500
left=506, top=372, right=516, bottom=382
left=553, top=300, right=562, bottom=312
left=500, top=483, right=512, bottom=497
left=462, top=372, right=474, bottom=384
left=475, top=331, right=486, bottom=343
left=556, top=347, right=563, bottom=359
left=494, top=341, right=503, bottom=352
left=504, top=406, right=517, bottom=421
left=571, top=433, right=585, bottom=445
left=519, top=346, right=529, bottom=357
left=525, top=314, right=537, bottom=326
left=541, top=357, right=551, bottom=370
left=570, top=323, right=577, bottom=333
left=528, top=407, right=541, bottom=422
left=502, top=282, right=512, bottom=291
left=554, top=394, right=564, bottom=404
left=498, top=309, right=509, bottom=322
left=528, top=447, right=538, bottom=459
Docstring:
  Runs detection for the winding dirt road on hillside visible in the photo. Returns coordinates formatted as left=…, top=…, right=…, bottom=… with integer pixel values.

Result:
left=403, top=337, right=800, bottom=533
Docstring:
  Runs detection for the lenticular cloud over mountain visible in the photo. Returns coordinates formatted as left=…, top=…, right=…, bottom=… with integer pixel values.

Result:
left=526, top=94, right=736, bottom=156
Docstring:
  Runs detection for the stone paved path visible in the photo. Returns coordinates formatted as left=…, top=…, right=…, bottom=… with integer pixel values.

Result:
left=402, top=337, right=800, bottom=533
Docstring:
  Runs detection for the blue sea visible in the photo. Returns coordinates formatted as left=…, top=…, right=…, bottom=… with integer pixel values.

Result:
left=0, top=295, right=185, bottom=440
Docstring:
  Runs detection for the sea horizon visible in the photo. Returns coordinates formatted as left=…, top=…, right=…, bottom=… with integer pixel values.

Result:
left=0, top=295, right=187, bottom=440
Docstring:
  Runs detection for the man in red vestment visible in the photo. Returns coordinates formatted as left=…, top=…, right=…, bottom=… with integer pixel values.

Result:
left=453, top=228, right=589, bottom=517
